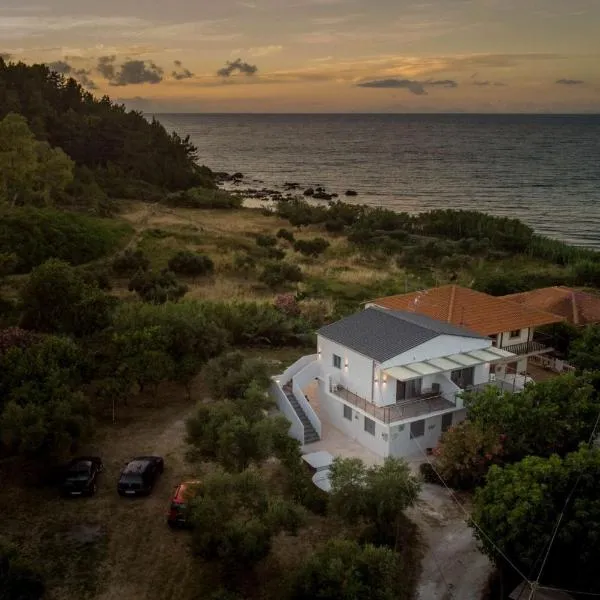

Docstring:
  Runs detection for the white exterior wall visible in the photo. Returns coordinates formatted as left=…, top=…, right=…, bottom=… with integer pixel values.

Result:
left=318, top=335, right=374, bottom=402
left=317, top=379, right=390, bottom=457
left=498, top=327, right=531, bottom=348
left=389, top=408, right=467, bottom=458
left=380, top=334, right=491, bottom=368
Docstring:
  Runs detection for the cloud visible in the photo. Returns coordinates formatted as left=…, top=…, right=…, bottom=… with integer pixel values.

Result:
left=556, top=78, right=584, bottom=85
left=357, top=78, right=458, bottom=95
left=172, top=60, right=194, bottom=80
left=217, top=58, right=258, bottom=77
left=234, top=45, right=282, bottom=58
left=48, top=59, right=97, bottom=89
left=97, top=56, right=163, bottom=86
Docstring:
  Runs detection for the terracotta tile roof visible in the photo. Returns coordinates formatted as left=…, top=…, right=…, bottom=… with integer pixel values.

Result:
left=369, top=285, right=564, bottom=336
left=502, top=286, right=600, bottom=326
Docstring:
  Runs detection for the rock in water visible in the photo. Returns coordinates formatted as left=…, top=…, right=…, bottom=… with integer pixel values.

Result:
left=345, top=189, right=358, bottom=196
left=304, top=188, right=315, bottom=196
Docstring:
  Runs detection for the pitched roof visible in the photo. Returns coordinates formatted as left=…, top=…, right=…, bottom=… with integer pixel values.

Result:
left=369, top=285, right=564, bottom=336
left=503, top=286, right=600, bottom=326
left=317, top=306, right=485, bottom=363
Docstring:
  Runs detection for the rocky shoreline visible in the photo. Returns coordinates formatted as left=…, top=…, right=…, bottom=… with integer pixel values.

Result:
left=215, top=171, right=358, bottom=206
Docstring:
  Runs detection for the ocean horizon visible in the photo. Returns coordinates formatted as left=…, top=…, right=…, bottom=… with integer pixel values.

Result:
left=154, top=113, right=600, bottom=249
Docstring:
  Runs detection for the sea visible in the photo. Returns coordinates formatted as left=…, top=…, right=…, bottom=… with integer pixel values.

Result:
left=154, top=114, right=600, bottom=249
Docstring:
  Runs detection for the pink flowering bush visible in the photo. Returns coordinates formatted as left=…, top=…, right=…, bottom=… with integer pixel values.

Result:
left=273, top=293, right=300, bottom=317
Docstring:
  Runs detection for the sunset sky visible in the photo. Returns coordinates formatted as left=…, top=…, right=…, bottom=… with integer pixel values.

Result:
left=1, top=0, right=599, bottom=112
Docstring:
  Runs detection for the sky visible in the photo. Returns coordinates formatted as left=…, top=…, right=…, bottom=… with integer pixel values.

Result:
left=1, top=0, right=599, bottom=113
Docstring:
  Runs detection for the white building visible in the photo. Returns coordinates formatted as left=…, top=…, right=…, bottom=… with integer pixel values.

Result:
left=271, top=306, right=518, bottom=459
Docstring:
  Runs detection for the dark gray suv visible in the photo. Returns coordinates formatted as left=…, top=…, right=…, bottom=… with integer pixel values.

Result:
left=117, top=456, right=164, bottom=496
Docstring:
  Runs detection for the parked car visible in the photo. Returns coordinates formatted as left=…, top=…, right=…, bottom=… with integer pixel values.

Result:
left=117, top=456, right=164, bottom=496
left=167, top=480, right=201, bottom=528
left=61, top=456, right=103, bottom=497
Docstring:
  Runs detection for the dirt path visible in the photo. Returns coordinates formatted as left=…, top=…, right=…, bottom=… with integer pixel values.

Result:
left=408, top=483, right=493, bottom=600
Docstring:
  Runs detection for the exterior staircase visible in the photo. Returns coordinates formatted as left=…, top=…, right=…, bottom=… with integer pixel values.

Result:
left=282, top=383, right=320, bottom=445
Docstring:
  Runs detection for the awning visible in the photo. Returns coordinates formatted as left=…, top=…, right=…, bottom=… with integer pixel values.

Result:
left=383, top=347, right=517, bottom=382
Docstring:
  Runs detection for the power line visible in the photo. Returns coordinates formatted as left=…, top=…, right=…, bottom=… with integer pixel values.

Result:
left=410, top=435, right=529, bottom=583
left=539, top=584, right=600, bottom=597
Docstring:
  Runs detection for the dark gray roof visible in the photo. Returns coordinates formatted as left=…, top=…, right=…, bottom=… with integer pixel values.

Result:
left=317, top=307, right=486, bottom=363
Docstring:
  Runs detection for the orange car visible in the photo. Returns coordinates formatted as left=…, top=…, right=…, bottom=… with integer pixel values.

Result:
left=167, top=481, right=200, bottom=528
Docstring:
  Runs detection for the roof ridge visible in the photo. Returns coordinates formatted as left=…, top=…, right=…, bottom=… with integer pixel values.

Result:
left=447, top=285, right=457, bottom=323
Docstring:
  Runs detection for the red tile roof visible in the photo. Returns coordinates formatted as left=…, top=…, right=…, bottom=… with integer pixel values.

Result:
left=369, top=285, right=564, bottom=336
left=502, top=286, right=600, bottom=326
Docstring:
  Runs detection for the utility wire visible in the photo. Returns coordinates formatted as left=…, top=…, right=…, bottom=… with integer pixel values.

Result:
left=410, top=435, right=529, bottom=583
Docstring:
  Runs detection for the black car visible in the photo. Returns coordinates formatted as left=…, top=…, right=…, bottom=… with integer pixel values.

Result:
left=117, top=456, right=164, bottom=497
left=61, top=456, right=103, bottom=497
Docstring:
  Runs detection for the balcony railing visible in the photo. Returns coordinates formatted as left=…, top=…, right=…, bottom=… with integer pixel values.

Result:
left=329, top=384, right=456, bottom=424
left=500, top=339, right=552, bottom=356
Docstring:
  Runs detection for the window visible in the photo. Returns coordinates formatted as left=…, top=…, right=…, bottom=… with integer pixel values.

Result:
left=441, top=413, right=453, bottom=432
left=491, top=334, right=498, bottom=347
left=510, top=329, right=521, bottom=339
left=451, top=367, right=474, bottom=389
left=343, top=404, right=352, bottom=421
left=333, top=354, right=342, bottom=369
left=364, top=417, right=375, bottom=436
left=410, top=419, right=425, bottom=439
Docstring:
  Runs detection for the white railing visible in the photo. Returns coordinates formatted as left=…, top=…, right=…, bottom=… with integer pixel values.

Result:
left=269, top=380, right=304, bottom=443
left=292, top=359, right=322, bottom=438
left=278, top=354, right=318, bottom=386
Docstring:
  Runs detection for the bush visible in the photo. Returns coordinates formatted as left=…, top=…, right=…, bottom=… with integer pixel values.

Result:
left=0, top=537, right=46, bottom=600
left=168, top=251, right=214, bottom=276
left=128, top=269, right=188, bottom=304
left=266, top=247, right=286, bottom=261
left=419, top=462, right=439, bottom=484
left=325, top=218, right=345, bottom=233
left=231, top=253, right=256, bottom=277
left=259, top=262, right=303, bottom=289
left=255, top=234, right=277, bottom=248
left=276, top=228, right=295, bottom=243
left=112, top=248, right=150, bottom=274
left=163, top=186, right=242, bottom=209
left=293, top=238, right=330, bottom=257
left=274, top=293, right=301, bottom=317
left=203, top=351, right=271, bottom=400
left=0, top=208, right=132, bottom=273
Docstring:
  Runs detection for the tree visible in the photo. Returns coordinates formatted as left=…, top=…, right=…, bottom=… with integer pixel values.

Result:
left=290, top=539, right=412, bottom=600
left=0, top=335, right=91, bottom=459
left=203, top=351, right=271, bottom=401
left=472, top=446, right=600, bottom=592
left=464, top=374, right=600, bottom=462
left=0, top=113, right=73, bottom=206
left=189, top=469, right=303, bottom=571
left=329, top=457, right=420, bottom=545
left=186, top=391, right=288, bottom=472
left=570, top=324, right=600, bottom=372
left=0, top=537, right=45, bottom=600
left=112, top=249, right=150, bottom=275
left=168, top=251, right=214, bottom=277
left=128, top=269, right=188, bottom=304
left=20, top=259, right=114, bottom=336
left=426, top=420, right=505, bottom=489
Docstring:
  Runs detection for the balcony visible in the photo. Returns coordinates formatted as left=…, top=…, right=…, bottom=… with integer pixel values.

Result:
left=500, top=339, right=553, bottom=357
left=330, top=384, right=456, bottom=424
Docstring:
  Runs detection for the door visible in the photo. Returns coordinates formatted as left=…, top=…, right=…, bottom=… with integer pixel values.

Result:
left=396, top=378, right=422, bottom=401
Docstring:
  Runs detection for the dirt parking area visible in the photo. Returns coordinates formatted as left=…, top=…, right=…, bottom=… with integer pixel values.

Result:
left=0, top=397, right=203, bottom=600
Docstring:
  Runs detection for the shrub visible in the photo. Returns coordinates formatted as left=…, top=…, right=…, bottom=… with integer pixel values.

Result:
left=112, top=248, right=150, bottom=274
left=259, top=262, right=303, bottom=289
left=231, top=253, right=256, bottom=277
left=163, top=187, right=242, bottom=209
left=128, top=269, right=188, bottom=304
left=419, top=462, right=439, bottom=484
left=0, top=537, right=46, bottom=600
left=255, top=234, right=277, bottom=248
left=0, top=208, right=132, bottom=273
left=325, top=218, right=345, bottom=233
left=203, top=351, right=271, bottom=400
left=276, top=228, right=295, bottom=243
left=168, top=251, right=214, bottom=276
left=266, top=247, right=285, bottom=261
left=274, top=293, right=301, bottom=317
left=293, top=238, right=330, bottom=257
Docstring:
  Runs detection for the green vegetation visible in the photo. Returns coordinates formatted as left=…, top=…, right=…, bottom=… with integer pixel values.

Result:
left=0, top=537, right=45, bottom=600
left=472, top=446, right=600, bottom=592
left=168, top=251, right=214, bottom=277
left=128, top=269, right=188, bottom=304
left=0, top=207, right=132, bottom=273
left=164, top=186, right=241, bottom=209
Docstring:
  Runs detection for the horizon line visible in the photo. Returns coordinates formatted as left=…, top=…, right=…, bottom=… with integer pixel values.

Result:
left=149, top=111, right=600, bottom=116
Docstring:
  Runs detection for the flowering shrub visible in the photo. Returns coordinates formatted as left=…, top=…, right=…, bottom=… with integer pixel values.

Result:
left=274, top=293, right=300, bottom=317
